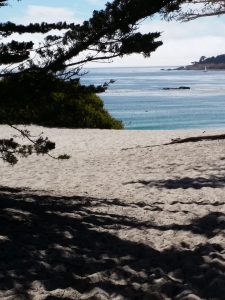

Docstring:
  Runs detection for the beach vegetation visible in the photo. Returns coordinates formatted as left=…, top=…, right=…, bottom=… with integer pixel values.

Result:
left=0, top=72, right=123, bottom=129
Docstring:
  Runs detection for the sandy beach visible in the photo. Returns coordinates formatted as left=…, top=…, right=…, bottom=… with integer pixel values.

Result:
left=1, top=125, right=225, bottom=299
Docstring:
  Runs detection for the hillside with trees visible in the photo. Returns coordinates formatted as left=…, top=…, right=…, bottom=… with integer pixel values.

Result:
left=176, top=54, right=225, bottom=70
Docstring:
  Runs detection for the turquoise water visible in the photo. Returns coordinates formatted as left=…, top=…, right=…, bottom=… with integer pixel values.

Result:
left=81, top=67, right=225, bottom=130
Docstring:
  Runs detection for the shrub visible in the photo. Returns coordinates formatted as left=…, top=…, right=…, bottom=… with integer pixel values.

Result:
left=0, top=72, right=123, bottom=129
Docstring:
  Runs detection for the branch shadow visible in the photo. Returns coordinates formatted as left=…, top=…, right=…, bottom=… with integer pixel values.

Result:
left=0, top=186, right=225, bottom=299
left=124, top=175, right=225, bottom=189
left=147, top=211, right=225, bottom=238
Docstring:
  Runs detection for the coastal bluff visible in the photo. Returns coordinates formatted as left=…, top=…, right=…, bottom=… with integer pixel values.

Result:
left=164, top=54, right=225, bottom=70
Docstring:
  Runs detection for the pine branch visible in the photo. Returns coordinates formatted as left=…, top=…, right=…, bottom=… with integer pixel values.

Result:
left=0, top=125, right=70, bottom=165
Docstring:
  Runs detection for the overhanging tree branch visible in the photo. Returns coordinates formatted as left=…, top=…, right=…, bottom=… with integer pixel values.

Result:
left=0, top=125, right=70, bottom=165
left=163, top=0, right=225, bottom=21
left=0, top=0, right=184, bottom=77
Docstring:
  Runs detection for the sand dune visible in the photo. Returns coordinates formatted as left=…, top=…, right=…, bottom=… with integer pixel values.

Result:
left=1, top=126, right=225, bottom=299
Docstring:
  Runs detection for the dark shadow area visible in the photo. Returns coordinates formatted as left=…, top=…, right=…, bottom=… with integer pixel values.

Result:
left=147, top=212, right=225, bottom=238
left=0, top=186, right=225, bottom=299
left=125, top=175, right=225, bottom=189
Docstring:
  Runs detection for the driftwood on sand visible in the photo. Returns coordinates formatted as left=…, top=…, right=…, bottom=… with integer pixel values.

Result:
left=170, top=133, right=225, bottom=144
left=122, top=133, right=225, bottom=151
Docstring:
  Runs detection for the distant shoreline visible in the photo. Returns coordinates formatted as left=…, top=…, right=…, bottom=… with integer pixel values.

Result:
left=161, top=64, right=225, bottom=71
left=165, top=55, right=225, bottom=70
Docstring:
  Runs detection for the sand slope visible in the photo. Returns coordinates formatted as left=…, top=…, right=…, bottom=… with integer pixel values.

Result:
left=1, top=126, right=225, bottom=299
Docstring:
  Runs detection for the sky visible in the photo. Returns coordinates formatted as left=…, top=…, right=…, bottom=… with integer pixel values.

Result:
left=1, top=0, right=225, bottom=67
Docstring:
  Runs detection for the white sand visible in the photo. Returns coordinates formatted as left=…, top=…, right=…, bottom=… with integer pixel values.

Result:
left=1, top=125, right=225, bottom=299
left=1, top=125, right=225, bottom=249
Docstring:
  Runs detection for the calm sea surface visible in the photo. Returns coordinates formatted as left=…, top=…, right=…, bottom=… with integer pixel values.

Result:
left=81, top=67, right=225, bottom=130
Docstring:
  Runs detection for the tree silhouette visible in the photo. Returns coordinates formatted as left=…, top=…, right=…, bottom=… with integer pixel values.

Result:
left=165, top=0, right=225, bottom=21
left=0, top=0, right=185, bottom=78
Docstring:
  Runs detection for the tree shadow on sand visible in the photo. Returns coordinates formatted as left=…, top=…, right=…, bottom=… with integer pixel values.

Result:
left=0, top=186, right=225, bottom=299
left=124, top=175, right=225, bottom=189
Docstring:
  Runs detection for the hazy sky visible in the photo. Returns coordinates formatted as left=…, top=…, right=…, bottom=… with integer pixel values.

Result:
left=1, top=0, right=225, bottom=67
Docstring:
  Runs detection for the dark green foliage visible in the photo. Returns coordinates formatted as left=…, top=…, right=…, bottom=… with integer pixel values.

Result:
left=0, top=73, right=123, bottom=129
left=198, top=54, right=225, bottom=65
left=0, top=41, right=34, bottom=64
left=0, top=0, right=7, bottom=7
left=0, top=21, right=77, bottom=37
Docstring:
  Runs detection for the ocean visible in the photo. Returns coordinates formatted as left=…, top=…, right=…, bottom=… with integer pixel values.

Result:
left=81, top=67, right=225, bottom=130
